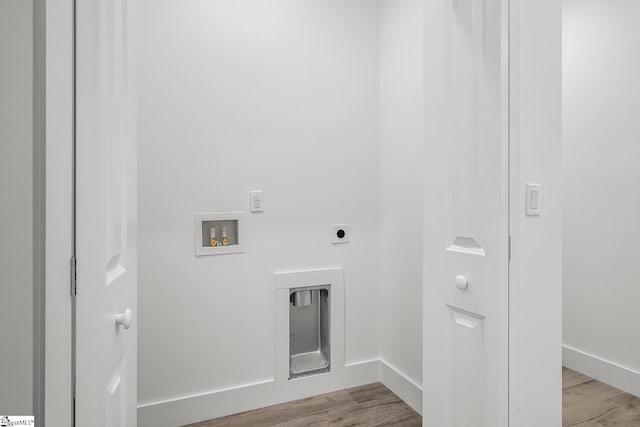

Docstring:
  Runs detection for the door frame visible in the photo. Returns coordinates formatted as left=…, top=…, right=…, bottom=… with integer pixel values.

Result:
left=40, top=1, right=562, bottom=426
left=34, top=0, right=46, bottom=422
left=42, top=0, right=75, bottom=426
left=508, top=0, right=563, bottom=426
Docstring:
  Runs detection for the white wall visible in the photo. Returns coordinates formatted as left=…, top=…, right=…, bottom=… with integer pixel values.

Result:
left=138, top=0, right=381, bottom=409
left=563, top=0, right=640, bottom=395
left=509, top=0, right=563, bottom=425
left=0, top=0, right=34, bottom=415
left=379, top=0, right=423, bottom=394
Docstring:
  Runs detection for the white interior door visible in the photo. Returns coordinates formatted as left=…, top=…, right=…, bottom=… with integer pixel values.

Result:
left=75, top=0, right=137, bottom=425
left=423, top=0, right=509, bottom=426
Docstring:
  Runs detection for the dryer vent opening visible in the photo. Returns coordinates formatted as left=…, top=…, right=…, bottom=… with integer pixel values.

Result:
left=289, top=286, right=330, bottom=379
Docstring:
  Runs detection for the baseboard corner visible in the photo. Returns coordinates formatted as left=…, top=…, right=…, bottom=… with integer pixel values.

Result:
left=563, top=344, right=640, bottom=398
left=378, top=359, right=423, bottom=415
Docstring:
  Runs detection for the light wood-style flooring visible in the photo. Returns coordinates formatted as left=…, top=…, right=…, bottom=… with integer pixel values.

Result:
left=184, top=382, right=421, bottom=427
left=563, top=367, right=640, bottom=426
left=186, top=369, right=640, bottom=427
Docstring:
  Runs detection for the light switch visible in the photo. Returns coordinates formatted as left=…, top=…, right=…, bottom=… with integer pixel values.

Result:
left=250, top=190, right=264, bottom=212
left=526, top=184, right=540, bottom=216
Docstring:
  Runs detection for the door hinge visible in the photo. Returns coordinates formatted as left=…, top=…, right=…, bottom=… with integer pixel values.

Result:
left=71, top=256, right=77, bottom=296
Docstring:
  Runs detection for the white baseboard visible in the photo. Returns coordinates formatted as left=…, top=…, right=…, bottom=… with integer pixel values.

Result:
left=138, top=360, right=380, bottom=427
left=138, top=359, right=425, bottom=427
left=379, top=360, right=423, bottom=415
left=563, top=344, right=640, bottom=398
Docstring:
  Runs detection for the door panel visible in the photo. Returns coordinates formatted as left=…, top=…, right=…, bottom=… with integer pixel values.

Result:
left=424, top=0, right=509, bottom=426
left=447, top=306, right=486, bottom=426
left=76, top=0, right=137, bottom=425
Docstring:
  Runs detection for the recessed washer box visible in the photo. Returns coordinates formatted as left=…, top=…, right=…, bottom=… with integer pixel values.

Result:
left=194, top=212, right=245, bottom=256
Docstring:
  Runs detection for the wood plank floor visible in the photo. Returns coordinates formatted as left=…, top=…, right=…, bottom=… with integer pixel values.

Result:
left=563, top=367, right=640, bottom=426
left=184, top=382, right=421, bottom=427
left=186, top=368, right=640, bottom=427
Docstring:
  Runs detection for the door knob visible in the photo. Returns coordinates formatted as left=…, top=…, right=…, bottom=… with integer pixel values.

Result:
left=115, top=308, right=133, bottom=329
left=455, top=275, right=468, bottom=290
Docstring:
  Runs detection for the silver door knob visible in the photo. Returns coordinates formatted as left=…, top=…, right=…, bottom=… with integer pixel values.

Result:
left=455, top=275, right=468, bottom=290
left=115, top=308, right=133, bottom=329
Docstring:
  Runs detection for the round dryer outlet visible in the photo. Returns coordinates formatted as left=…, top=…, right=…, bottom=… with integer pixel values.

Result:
left=331, top=224, right=350, bottom=244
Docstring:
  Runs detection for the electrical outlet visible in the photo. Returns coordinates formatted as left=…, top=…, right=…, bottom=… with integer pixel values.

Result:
left=331, top=224, right=350, bottom=244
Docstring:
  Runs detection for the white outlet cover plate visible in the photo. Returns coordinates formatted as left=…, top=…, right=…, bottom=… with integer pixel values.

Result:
left=331, top=224, right=350, bottom=244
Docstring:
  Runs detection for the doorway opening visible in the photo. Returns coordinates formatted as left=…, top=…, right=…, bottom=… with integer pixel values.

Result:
left=562, top=0, right=640, bottom=424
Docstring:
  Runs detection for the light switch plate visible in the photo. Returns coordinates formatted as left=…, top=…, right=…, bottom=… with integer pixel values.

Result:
left=250, top=190, right=264, bottom=212
left=526, top=183, right=541, bottom=216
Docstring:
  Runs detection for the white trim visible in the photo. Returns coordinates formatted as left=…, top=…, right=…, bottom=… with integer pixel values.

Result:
left=379, top=360, right=423, bottom=415
left=273, top=267, right=344, bottom=290
left=508, top=0, right=563, bottom=426
left=137, top=378, right=274, bottom=409
left=563, top=345, right=640, bottom=398
left=137, top=359, right=424, bottom=427
left=44, top=0, right=74, bottom=425
left=137, top=360, right=380, bottom=427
